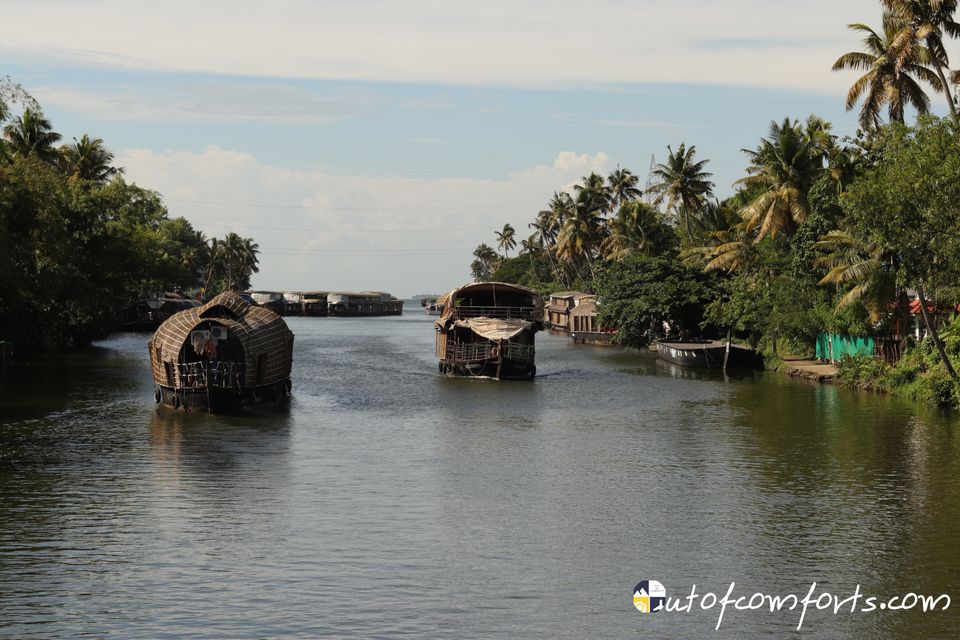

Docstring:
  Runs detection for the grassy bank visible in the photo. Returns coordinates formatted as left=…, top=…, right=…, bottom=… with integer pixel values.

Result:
left=834, top=341, right=960, bottom=408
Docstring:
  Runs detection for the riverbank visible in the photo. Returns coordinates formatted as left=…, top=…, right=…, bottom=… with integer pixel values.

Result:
left=779, top=357, right=838, bottom=384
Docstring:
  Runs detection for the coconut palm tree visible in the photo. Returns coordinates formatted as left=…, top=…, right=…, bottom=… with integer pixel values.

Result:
left=815, top=229, right=898, bottom=321
left=556, top=190, right=604, bottom=281
left=494, top=223, right=517, bottom=257
left=882, top=0, right=960, bottom=120
left=607, top=166, right=642, bottom=211
left=601, top=201, right=664, bottom=260
left=647, top=143, right=714, bottom=242
left=3, top=108, right=62, bottom=164
left=737, top=118, right=823, bottom=241
left=573, top=172, right=612, bottom=218
left=833, top=12, right=942, bottom=130
left=61, top=134, right=123, bottom=183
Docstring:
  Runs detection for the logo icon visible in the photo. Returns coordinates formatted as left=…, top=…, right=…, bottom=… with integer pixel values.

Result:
left=633, top=580, right=667, bottom=613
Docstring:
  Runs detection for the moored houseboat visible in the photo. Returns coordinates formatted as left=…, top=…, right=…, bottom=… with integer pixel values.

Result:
left=148, top=292, right=294, bottom=412
left=654, top=339, right=761, bottom=369
left=120, top=295, right=201, bottom=331
left=327, top=291, right=403, bottom=316
left=301, top=291, right=329, bottom=316
left=248, top=290, right=286, bottom=315
left=434, top=282, right=543, bottom=379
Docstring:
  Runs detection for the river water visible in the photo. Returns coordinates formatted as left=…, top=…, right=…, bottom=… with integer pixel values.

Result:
left=1, top=307, right=959, bottom=639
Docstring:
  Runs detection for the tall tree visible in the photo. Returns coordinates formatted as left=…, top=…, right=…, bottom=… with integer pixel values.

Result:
left=494, top=223, right=517, bottom=257
left=61, top=134, right=123, bottom=183
left=833, top=12, right=941, bottom=130
left=3, top=108, right=62, bottom=164
left=607, top=166, right=642, bottom=211
left=648, top=143, right=714, bottom=243
left=840, top=117, right=960, bottom=378
left=737, top=118, right=824, bottom=241
left=556, top=189, right=605, bottom=282
left=882, top=0, right=960, bottom=120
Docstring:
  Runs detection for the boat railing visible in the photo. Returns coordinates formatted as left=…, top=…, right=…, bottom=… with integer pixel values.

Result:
left=449, top=306, right=536, bottom=321
left=503, top=342, right=535, bottom=363
left=441, top=340, right=492, bottom=362
left=178, top=361, right=244, bottom=390
left=439, top=339, right=534, bottom=363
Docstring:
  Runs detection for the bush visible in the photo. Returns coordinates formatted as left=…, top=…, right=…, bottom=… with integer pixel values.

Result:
left=835, top=354, right=890, bottom=391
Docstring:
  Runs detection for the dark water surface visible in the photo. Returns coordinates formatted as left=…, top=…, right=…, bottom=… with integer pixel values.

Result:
left=1, top=309, right=959, bottom=638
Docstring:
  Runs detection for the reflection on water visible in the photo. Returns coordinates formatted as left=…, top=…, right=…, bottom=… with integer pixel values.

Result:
left=1, top=311, right=958, bottom=638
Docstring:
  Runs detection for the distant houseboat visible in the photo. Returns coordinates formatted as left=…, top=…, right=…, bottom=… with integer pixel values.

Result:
left=423, top=298, right=441, bottom=316
left=327, top=291, right=403, bottom=316
left=434, top=282, right=543, bottom=379
left=148, top=292, right=294, bottom=412
left=654, top=339, right=761, bottom=369
left=120, top=295, right=201, bottom=331
left=248, top=290, right=286, bottom=316
left=301, top=291, right=328, bottom=316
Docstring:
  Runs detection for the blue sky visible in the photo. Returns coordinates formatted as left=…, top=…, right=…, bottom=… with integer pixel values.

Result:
left=2, top=0, right=954, bottom=296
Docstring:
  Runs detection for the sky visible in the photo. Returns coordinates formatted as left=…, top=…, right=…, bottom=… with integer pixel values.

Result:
left=2, top=0, right=955, bottom=297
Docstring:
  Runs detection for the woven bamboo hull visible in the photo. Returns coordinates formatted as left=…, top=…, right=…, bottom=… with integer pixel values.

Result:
left=156, top=380, right=290, bottom=413
left=438, top=358, right=536, bottom=380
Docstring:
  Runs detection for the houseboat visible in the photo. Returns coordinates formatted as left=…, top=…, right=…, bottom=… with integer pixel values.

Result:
left=120, top=295, right=201, bottom=331
left=148, top=292, right=294, bottom=412
left=327, top=291, right=403, bottom=316
left=301, top=291, right=328, bottom=316
left=248, top=290, right=286, bottom=316
left=654, top=339, right=761, bottom=369
left=423, top=298, right=441, bottom=316
left=434, top=282, right=543, bottom=379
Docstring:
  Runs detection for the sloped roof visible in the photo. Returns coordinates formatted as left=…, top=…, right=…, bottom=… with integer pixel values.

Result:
left=148, top=292, right=293, bottom=388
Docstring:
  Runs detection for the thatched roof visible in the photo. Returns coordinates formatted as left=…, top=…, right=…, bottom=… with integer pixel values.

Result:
left=437, top=281, right=542, bottom=310
left=148, top=292, right=293, bottom=389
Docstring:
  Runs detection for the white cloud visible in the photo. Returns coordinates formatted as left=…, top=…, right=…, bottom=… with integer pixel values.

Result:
left=1, top=0, right=909, bottom=94
left=116, top=146, right=613, bottom=295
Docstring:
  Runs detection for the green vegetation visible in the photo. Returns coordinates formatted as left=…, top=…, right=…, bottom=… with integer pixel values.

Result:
left=471, top=0, right=960, bottom=407
left=0, top=84, right=260, bottom=349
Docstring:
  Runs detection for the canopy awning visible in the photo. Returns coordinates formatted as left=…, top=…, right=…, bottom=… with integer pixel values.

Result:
left=453, top=318, right=534, bottom=341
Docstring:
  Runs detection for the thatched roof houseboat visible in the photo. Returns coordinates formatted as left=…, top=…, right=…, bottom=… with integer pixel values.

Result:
left=148, top=292, right=294, bottom=412
left=434, top=282, right=543, bottom=379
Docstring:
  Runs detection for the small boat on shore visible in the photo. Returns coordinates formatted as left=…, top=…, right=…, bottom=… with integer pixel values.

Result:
left=148, top=292, right=294, bottom=412
left=434, top=282, right=543, bottom=379
left=654, top=339, right=761, bottom=369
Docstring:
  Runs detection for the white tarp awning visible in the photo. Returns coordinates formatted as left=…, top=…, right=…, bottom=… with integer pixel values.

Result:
left=454, top=318, right=533, bottom=341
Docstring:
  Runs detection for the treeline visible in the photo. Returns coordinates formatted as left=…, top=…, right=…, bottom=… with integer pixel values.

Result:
left=0, top=81, right=260, bottom=348
left=475, top=0, right=960, bottom=406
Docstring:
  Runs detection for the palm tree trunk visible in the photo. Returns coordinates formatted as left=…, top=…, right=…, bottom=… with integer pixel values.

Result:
left=931, top=57, right=959, bottom=122
left=917, top=287, right=958, bottom=379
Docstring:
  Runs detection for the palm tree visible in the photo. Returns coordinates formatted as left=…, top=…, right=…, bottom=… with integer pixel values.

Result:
left=532, top=192, right=575, bottom=284
left=607, top=166, right=642, bottom=211
left=573, top=172, right=612, bottom=218
left=833, top=12, right=942, bottom=130
left=471, top=243, right=499, bottom=281
left=494, top=223, right=517, bottom=257
left=520, top=236, right=542, bottom=286
left=815, top=229, right=896, bottom=321
left=3, top=108, right=62, bottom=163
left=648, top=143, right=714, bottom=242
left=882, top=0, right=960, bottom=120
left=737, top=119, right=823, bottom=241
left=61, top=134, right=123, bottom=183
left=556, top=190, right=604, bottom=281
left=601, top=201, right=664, bottom=260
